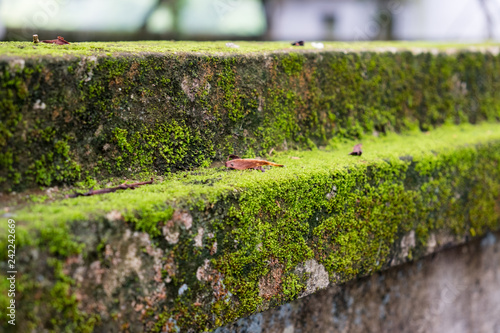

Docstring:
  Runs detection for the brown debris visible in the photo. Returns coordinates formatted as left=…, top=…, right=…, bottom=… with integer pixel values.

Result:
left=225, top=158, right=284, bottom=171
left=67, top=178, right=153, bottom=198
left=259, top=257, right=283, bottom=300
left=211, top=272, right=227, bottom=301
left=349, top=143, right=363, bottom=156
left=41, top=36, right=70, bottom=45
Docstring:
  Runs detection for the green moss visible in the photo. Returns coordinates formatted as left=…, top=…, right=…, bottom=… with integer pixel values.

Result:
left=1, top=41, right=499, bottom=57
left=45, top=259, right=100, bottom=332
left=109, top=119, right=214, bottom=174
left=0, top=248, right=97, bottom=332
left=25, top=138, right=81, bottom=187
left=281, top=53, right=305, bottom=76
left=13, top=258, right=100, bottom=332
left=2, top=44, right=500, bottom=191
left=282, top=273, right=306, bottom=300
left=3, top=123, right=500, bottom=331
left=124, top=203, right=174, bottom=237
left=7, top=123, right=500, bottom=229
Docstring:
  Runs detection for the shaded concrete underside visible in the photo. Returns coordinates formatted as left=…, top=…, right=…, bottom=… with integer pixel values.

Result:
left=218, top=231, right=500, bottom=333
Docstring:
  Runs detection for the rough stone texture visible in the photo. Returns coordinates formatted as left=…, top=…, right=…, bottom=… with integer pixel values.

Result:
left=2, top=42, right=500, bottom=191
left=1, top=124, right=500, bottom=332
left=1, top=42, right=500, bottom=332
left=294, top=259, right=330, bottom=298
left=217, top=231, right=500, bottom=333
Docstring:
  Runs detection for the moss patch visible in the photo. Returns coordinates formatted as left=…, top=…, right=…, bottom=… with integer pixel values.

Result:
left=2, top=43, right=500, bottom=191
left=1, top=123, right=500, bottom=332
left=1, top=41, right=499, bottom=57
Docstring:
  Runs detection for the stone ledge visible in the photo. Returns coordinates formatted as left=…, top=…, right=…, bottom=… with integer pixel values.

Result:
left=217, top=230, right=500, bottom=333
left=2, top=42, right=500, bottom=191
left=1, top=123, right=500, bottom=332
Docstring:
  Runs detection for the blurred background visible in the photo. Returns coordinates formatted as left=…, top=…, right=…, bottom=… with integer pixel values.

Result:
left=1, top=0, right=500, bottom=42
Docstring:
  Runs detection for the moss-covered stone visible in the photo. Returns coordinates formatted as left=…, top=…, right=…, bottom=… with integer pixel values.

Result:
left=1, top=123, right=500, bottom=332
left=2, top=42, right=500, bottom=191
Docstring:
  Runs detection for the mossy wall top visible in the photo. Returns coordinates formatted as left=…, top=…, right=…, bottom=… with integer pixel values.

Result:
left=1, top=41, right=500, bottom=191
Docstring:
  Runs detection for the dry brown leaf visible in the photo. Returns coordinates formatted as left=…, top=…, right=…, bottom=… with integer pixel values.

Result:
left=225, top=159, right=284, bottom=171
left=41, top=36, right=70, bottom=45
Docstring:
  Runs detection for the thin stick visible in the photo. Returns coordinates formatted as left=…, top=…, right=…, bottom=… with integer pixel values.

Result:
left=67, top=178, right=153, bottom=198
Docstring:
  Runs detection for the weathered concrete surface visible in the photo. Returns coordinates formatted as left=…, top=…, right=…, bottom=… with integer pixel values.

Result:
left=218, top=231, right=500, bottom=333
left=1, top=124, right=500, bottom=332
left=2, top=41, right=500, bottom=191
left=1, top=41, right=500, bottom=332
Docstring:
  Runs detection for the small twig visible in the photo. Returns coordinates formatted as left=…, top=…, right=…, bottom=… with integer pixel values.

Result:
left=67, top=178, right=154, bottom=198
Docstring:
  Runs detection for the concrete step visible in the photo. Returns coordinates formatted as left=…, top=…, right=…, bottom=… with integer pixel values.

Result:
left=217, top=230, right=500, bottom=333
left=2, top=41, right=500, bottom=191
left=1, top=122, right=500, bottom=332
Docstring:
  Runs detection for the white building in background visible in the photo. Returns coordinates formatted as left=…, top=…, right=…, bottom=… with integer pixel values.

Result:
left=268, top=0, right=500, bottom=41
left=394, top=0, right=499, bottom=40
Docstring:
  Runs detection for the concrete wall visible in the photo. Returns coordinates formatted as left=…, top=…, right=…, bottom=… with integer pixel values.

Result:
left=217, top=231, right=500, bottom=333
